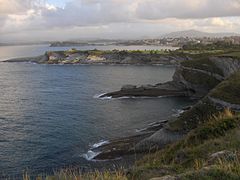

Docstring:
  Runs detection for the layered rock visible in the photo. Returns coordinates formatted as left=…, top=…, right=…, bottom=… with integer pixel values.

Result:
left=99, top=82, right=190, bottom=98
left=137, top=60, right=240, bottom=151
left=101, top=56, right=240, bottom=99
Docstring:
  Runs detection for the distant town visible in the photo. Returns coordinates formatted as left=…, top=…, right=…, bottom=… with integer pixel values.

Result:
left=1, top=30, right=240, bottom=48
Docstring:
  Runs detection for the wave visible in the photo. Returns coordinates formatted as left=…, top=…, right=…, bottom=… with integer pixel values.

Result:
left=93, top=93, right=112, bottom=100
left=135, top=127, right=148, bottom=133
left=82, top=140, right=110, bottom=161
left=91, top=140, right=110, bottom=149
left=172, top=109, right=185, bottom=117
left=82, top=150, right=122, bottom=162
left=94, top=93, right=172, bottom=100
left=82, top=150, right=101, bottom=161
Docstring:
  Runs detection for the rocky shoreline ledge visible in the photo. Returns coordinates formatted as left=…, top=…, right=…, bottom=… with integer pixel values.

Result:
left=3, top=49, right=188, bottom=65
left=91, top=54, right=240, bottom=162
left=87, top=120, right=169, bottom=160
left=99, top=82, right=190, bottom=99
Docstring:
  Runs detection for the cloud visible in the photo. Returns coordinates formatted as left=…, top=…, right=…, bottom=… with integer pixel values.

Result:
left=0, top=0, right=40, bottom=15
left=0, top=0, right=240, bottom=41
left=136, top=0, right=240, bottom=19
left=41, top=0, right=135, bottom=27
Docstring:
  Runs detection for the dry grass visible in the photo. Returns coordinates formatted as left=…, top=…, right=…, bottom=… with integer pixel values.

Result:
left=22, top=168, right=127, bottom=180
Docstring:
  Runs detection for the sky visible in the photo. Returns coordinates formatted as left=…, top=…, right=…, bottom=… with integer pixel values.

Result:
left=0, top=0, right=240, bottom=42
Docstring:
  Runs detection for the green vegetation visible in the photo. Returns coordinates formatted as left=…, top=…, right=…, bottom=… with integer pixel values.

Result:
left=177, top=42, right=240, bottom=61
left=130, top=109, right=240, bottom=179
left=181, top=69, right=220, bottom=88
left=210, top=71, right=240, bottom=104
left=23, top=169, right=127, bottom=180
left=220, top=51, right=240, bottom=59
left=182, top=42, right=240, bottom=51
left=181, top=58, right=224, bottom=76
left=169, top=99, right=219, bottom=132
left=170, top=70, right=240, bottom=131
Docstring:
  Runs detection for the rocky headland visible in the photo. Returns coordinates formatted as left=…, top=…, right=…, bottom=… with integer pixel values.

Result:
left=4, top=49, right=188, bottom=65
left=100, top=55, right=240, bottom=99
left=92, top=53, right=240, bottom=162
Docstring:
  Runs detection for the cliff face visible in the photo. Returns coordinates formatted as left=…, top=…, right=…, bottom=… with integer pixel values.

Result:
left=136, top=56, right=240, bottom=151
left=167, top=56, right=240, bottom=132
left=210, top=57, right=240, bottom=77
left=171, top=56, right=240, bottom=98
left=101, top=56, right=240, bottom=99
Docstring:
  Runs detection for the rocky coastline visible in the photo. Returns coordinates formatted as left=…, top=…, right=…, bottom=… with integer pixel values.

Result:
left=90, top=55, right=240, bottom=161
left=3, top=49, right=188, bottom=65
left=99, top=82, right=190, bottom=99
left=88, top=120, right=169, bottom=160
left=5, top=48, right=240, bottom=165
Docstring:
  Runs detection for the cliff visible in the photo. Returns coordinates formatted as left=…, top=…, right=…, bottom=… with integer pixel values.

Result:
left=136, top=56, right=240, bottom=147
left=128, top=56, right=240, bottom=179
left=101, top=55, right=240, bottom=99
left=93, top=55, right=240, bottom=163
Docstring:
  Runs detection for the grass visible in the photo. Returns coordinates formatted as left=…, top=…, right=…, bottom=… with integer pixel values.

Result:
left=130, top=109, right=240, bottom=179
left=220, top=51, right=240, bottom=59
left=181, top=58, right=224, bottom=76
left=169, top=98, right=219, bottom=132
left=22, top=169, right=127, bottom=180
left=181, top=69, right=220, bottom=89
left=210, top=71, right=240, bottom=105
left=180, top=167, right=240, bottom=180
left=170, top=70, right=240, bottom=132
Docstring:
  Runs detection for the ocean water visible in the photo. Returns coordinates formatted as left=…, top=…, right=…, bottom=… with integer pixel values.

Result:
left=0, top=45, right=192, bottom=177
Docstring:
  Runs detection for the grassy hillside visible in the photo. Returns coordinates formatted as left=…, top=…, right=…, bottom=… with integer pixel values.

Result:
left=210, top=71, right=240, bottom=104
left=130, top=109, right=240, bottom=179
left=181, top=69, right=221, bottom=89
left=181, top=58, right=224, bottom=76
left=169, top=70, right=240, bottom=132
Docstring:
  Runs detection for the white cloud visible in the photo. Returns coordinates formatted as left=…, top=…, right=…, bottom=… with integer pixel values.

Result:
left=0, top=0, right=44, bottom=15
left=136, top=0, right=240, bottom=19
left=0, top=0, right=240, bottom=41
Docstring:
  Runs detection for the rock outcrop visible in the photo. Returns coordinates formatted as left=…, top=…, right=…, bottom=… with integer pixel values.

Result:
left=210, top=56, right=240, bottom=77
left=101, top=56, right=240, bottom=99
left=99, top=81, right=190, bottom=98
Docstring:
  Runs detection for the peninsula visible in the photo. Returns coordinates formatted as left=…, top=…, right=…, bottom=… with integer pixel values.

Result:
left=4, top=49, right=186, bottom=65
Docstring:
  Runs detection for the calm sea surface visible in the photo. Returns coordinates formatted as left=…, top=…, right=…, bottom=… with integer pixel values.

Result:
left=0, top=45, right=192, bottom=177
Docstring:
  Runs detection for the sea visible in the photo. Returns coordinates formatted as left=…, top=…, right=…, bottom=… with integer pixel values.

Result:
left=0, top=44, right=194, bottom=178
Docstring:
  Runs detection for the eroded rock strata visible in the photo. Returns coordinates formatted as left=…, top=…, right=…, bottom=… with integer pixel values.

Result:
left=95, top=56, right=240, bottom=159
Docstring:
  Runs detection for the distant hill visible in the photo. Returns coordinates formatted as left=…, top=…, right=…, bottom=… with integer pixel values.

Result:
left=162, top=29, right=239, bottom=38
